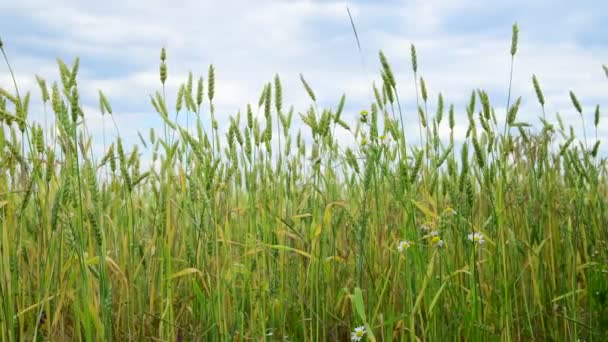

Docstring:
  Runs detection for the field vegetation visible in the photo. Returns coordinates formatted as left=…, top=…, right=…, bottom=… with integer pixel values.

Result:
left=1, top=25, right=607, bottom=341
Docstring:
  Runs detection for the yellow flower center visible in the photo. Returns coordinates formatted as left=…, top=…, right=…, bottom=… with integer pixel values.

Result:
left=431, top=236, right=441, bottom=244
left=356, top=331, right=364, bottom=337
left=474, top=235, right=481, bottom=242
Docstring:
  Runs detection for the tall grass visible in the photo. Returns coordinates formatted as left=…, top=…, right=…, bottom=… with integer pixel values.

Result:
left=0, top=26, right=607, bottom=341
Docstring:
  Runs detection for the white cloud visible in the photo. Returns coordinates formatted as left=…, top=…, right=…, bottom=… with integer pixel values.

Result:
left=1, top=0, right=606, bottom=157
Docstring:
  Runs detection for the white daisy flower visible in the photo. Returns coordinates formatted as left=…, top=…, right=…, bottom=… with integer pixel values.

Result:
left=397, top=240, right=412, bottom=253
left=468, top=232, right=484, bottom=245
left=430, top=234, right=444, bottom=248
left=351, top=326, right=366, bottom=341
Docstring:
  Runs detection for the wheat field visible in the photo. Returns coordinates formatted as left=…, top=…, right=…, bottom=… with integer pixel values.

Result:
left=0, top=25, right=607, bottom=341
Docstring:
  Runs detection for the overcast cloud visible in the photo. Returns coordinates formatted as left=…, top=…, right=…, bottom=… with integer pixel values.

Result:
left=1, top=0, right=607, bottom=156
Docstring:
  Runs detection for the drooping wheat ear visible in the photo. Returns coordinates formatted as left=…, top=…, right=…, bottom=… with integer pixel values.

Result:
left=98, top=90, right=112, bottom=115
left=0, top=87, right=17, bottom=104
left=602, top=64, right=607, bottom=78
left=57, top=58, right=72, bottom=91
left=20, top=175, right=33, bottom=213
left=559, top=135, right=574, bottom=155
left=16, top=92, right=29, bottom=132
left=117, top=138, right=132, bottom=192
left=531, top=75, right=544, bottom=106
left=68, top=58, right=80, bottom=89
left=511, top=23, right=519, bottom=56
left=410, top=44, right=418, bottom=73
left=379, top=51, right=396, bottom=89
left=35, top=76, right=50, bottom=103
left=420, top=77, right=428, bottom=102
left=185, top=70, right=193, bottom=101
left=409, top=149, right=424, bottom=184
left=436, top=93, right=444, bottom=124
left=257, top=83, right=268, bottom=108
left=176, top=84, right=185, bottom=112
left=35, top=124, right=44, bottom=154
left=64, top=223, right=78, bottom=252
left=473, top=136, right=486, bottom=170
left=70, top=87, right=79, bottom=123
left=233, top=123, right=244, bottom=147
left=247, top=103, right=253, bottom=129
left=449, top=104, right=455, bottom=130
left=434, top=145, right=453, bottom=169
left=46, top=148, right=55, bottom=184
left=591, top=140, right=601, bottom=157
left=8, top=142, right=25, bottom=169
left=264, top=82, right=272, bottom=119
left=107, top=144, right=116, bottom=173
left=483, top=92, right=494, bottom=123
left=418, top=106, right=427, bottom=128
left=49, top=186, right=62, bottom=231
left=382, top=73, right=394, bottom=104
left=50, top=82, right=60, bottom=113
left=264, top=82, right=272, bottom=142
left=159, top=48, right=167, bottom=85
left=88, top=209, right=103, bottom=248
left=555, top=113, right=565, bottom=132
left=372, top=82, right=383, bottom=109
left=86, top=163, right=100, bottom=205
left=507, top=97, right=521, bottom=126
left=274, top=74, right=282, bottom=114
left=55, top=99, right=72, bottom=139
left=299, top=74, right=316, bottom=102
left=253, top=120, right=261, bottom=146
left=466, top=91, right=476, bottom=118
left=208, top=64, right=215, bottom=102
left=370, top=104, right=378, bottom=139
left=244, top=128, right=252, bottom=159
left=184, top=74, right=195, bottom=113
left=458, top=143, right=470, bottom=190
left=569, top=91, right=582, bottom=114
left=227, top=123, right=236, bottom=149
left=196, top=76, right=204, bottom=108
left=334, top=94, right=346, bottom=122
left=346, top=148, right=360, bottom=173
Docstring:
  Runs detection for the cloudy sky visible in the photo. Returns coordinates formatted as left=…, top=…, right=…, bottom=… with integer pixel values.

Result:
left=1, top=0, right=607, bottom=156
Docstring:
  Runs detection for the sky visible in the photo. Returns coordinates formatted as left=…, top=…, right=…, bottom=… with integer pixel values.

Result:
left=1, top=0, right=607, bottom=158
